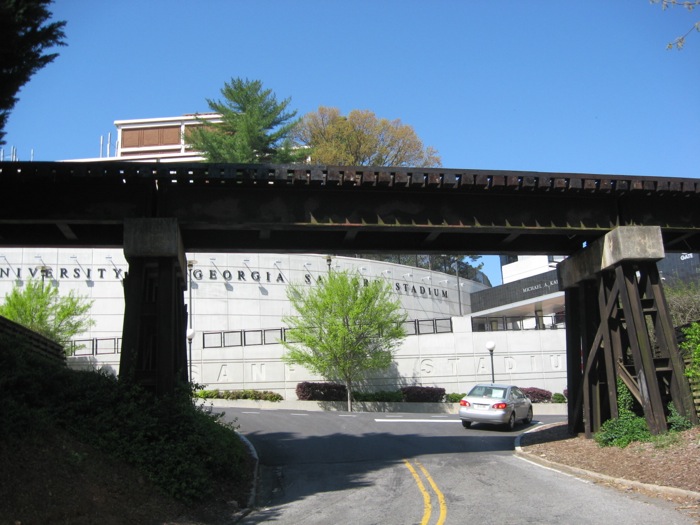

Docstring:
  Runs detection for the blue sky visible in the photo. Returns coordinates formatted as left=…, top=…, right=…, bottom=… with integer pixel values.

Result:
left=4, top=1, right=699, bottom=284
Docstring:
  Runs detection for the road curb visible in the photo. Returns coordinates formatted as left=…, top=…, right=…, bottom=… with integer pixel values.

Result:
left=233, top=431, right=259, bottom=521
left=206, top=398, right=568, bottom=416
left=514, top=423, right=700, bottom=501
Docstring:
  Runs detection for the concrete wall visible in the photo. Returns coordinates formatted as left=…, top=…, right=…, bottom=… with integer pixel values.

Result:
left=0, top=248, right=568, bottom=400
left=69, top=314, right=568, bottom=399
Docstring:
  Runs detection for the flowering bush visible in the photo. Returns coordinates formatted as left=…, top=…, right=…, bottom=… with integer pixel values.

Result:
left=521, top=387, right=552, bottom=403
left=296, top=381, right=346, bottom=401
left=400, top=386, right=446, bottom=402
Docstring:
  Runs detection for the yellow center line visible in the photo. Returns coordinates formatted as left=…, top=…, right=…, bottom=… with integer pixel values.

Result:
left=403, top=459, right=432, bottom=525
left=415, top=460, right=447, bottom=525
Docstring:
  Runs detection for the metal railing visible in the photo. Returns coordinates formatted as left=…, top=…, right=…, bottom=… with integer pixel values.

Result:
left=70, top=337, right=122, bottom=356
left=471, top=314, right=565, bottom=332
left=69, top=318, right=454, bottom=355
left=203, top=318, right=454, bottom=349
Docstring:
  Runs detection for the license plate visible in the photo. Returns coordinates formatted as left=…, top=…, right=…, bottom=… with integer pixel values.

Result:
left=474, top=404, right=489, bottom=410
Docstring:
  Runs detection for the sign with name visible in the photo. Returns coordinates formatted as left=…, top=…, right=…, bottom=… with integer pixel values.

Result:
left=522, top=279, right=559, bottom=295
left=1, top=264, right=451, bottom=300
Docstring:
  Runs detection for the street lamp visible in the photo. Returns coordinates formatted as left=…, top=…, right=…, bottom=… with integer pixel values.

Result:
left=187, top=328, right=195, bottom=382
left=485, top=340, right=496, bottom=383
left=187, top=259, right=197, bottom=382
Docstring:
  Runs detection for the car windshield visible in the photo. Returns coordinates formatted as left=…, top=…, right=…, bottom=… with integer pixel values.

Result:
left=468, top=386, right=506, bottom=399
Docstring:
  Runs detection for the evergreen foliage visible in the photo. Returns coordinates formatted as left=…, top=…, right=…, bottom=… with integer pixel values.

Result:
left=282, top=270, right=407, bottom=411
left=0, top=0, right=66, bottom=145
left=186, top=77, right=306, bottom=163
left=0, top=280, right=94, bottom=352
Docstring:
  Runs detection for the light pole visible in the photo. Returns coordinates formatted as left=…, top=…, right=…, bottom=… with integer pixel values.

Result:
left=187, top=328, right=195, bottom=382
left=486, top=340, right=496, bottom=383
left=187, top=259, right=197, bottom=382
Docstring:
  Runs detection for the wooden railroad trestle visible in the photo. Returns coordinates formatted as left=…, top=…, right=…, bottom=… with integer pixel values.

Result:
left=561, top=227, right=699, bottom=437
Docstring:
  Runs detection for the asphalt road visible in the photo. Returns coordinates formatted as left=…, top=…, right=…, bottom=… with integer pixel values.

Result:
left=220, top=409, right=695, bottom=525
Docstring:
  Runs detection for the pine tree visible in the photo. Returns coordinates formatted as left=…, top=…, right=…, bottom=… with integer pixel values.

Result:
left=0, top=0, right=66, bottom=145
left=186, top=77, right=306, bottom=163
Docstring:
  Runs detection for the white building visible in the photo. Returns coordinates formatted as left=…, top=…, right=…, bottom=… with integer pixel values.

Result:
left=0, top=247, right=569, bottom=398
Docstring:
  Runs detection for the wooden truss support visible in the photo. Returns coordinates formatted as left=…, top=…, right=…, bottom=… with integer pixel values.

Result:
left=119, top=219, right=188, bottom=395
left=560, top=227, right=699, bottom=437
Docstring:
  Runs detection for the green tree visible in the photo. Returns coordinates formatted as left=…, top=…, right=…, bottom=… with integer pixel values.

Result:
left=282, top=270, right=407, bottom=411
left=293, top=106, right=441, bottom=167
left=0, top=0, right=66, bottom=145
left=0, top=280, right=94, bottom=353
left=186, top=77, right=306, bottom=163
left=357, top=254, right=486, bottom=283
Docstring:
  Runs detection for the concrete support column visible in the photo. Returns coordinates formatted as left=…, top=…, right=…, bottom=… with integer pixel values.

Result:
left=119, top=218, right=188, bottom=395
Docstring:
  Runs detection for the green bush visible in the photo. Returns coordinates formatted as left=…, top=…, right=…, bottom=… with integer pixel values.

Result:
left=353, top=390, right=403, bottom=402
left=445, top=393, right=467, bottom=403
left=594, top=379, right=650, bottom=448
left=296, top=381, right=347, bottom=401
left=400, top=385, right=445, bottom=402
left=0, top=341, right=252, bottom=503
left=680, top=322, right=700, bottom=380
left=667, top=402, right=693, bottom=432
left=195, top=388, right=283, bottom=402
left=551, top=393, right=567, bottom=403
left=594, top=411, right=651, bottom=448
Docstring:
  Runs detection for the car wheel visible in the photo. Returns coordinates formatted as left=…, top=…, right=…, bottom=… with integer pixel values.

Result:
left=524, top=407, right=533, bottom=425
left=462, top=420, right=471, bottom=429
left=505, top=412, right=515, bottom=431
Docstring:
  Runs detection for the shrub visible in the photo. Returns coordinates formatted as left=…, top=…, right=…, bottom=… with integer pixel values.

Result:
left=0, top=342, right=252, bottom=503
left=295, top=381, right=347, bottom=401
left=400, top=386, right=445, bottom=403
left=195, top=389, right=283, bottom=402
left=680, top=322, right=700, bottom=380
left=445, top=393, right=467, bottom=403
left=551, top=393, right=567, bottom=403
left=521, top=387, right=552, bottom=403
left=594, top=379, right=650, bottom=448
left=667, top=402, right=692, bottom=432
left=353, top=390, right=403, bottom=402
left=594, top=411, right=651, bottom=448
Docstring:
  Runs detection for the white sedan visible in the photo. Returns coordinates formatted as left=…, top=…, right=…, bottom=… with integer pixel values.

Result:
left=458, top=383, right=533, bottom=430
